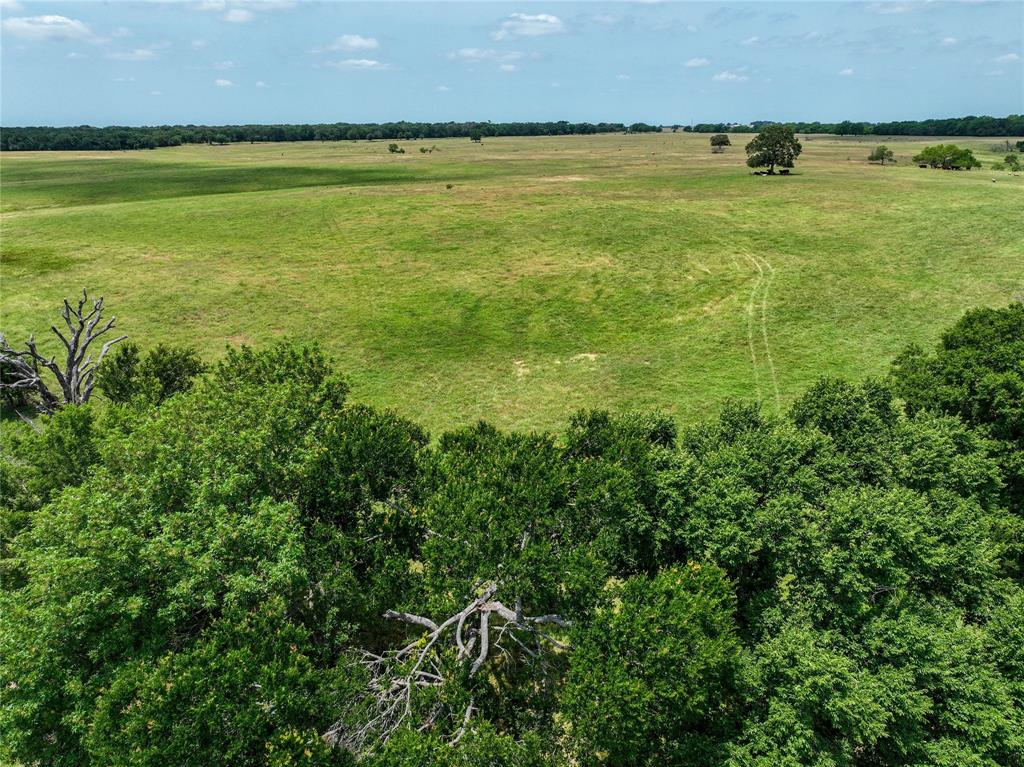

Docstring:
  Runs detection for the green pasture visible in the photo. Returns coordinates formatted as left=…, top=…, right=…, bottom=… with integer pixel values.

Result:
left=2, top=132, right=1021, bottom=434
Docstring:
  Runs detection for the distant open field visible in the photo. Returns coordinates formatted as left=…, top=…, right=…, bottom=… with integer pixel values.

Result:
left=2, top=132, right=1022, bottom=434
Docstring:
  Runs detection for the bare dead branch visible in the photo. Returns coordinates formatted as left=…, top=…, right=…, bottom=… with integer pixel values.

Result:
left=0, top=291, right=126, bottom=413
left=383, top=610, right=440, bottom=633
left=323, top=581, right=568, bottom=756
left=449, top=699, right=475, bottom=745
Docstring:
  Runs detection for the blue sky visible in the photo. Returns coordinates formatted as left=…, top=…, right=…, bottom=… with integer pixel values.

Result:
left=1, top=1, right=1021, bottom=126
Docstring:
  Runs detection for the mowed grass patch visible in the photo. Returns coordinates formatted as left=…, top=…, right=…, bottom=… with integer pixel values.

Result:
left=2, top=132, right=1021, bottom=434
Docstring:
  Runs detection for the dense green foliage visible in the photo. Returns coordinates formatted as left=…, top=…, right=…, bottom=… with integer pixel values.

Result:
left=2, top=304, right=1022, bottom=766
left=912, top=144, right=982, bottom=170
left=710, top=134, right=732, bottom=153
left=0, top=121, right=653, bottom=151
left=685, top=114, right=1024, bottom=136
left=96, top=341, right=206, bottom=404
left=745, top=125, right=803, bottom=173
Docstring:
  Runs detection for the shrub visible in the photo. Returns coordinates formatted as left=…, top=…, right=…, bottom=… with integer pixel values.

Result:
left=95, top=341, right=142, bottom=402
left=868, top=145, right=895, bottom=165
left=141, top=343, right=205, bottom=401
left=98, top=342, right=204, bottom=403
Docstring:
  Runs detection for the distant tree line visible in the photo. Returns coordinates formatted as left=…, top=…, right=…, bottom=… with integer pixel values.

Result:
left=0, top=121, right=659, bottom=152
left=684, top=114, right=1024, bottom=137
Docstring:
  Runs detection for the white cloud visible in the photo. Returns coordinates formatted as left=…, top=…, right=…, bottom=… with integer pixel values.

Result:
left=994, top=52, right=1020, bottom=63
left=212, top=60, right=239, bottom=69
left=66, top=51, right=87, bottom=59
left=112, top=26, right=132, bottom=38
left=223, top=8, right=253, bottom=23
left=616, top=73, right=630, bottom=80
left=150, top=90, right=162, bottom=96
left=500, top=63, right=518, bottom=72
left=838, top=68, right=854, bottom=76
left=867, top=2, right=911, bottom=14
left=256, top=80, right=269, bottom=88
left=741, top=35, right=760, bottom=46
left=447, top=48, right=525, bottom=63
left=685, top=57, right=709, bottom=67
left=940, top=37, right=957, bottom=46
left=199, top=0, right=296, bottom=9
left=197, top=0, right=296, bottom=22
left=593, top=13, right=619, bottom=25
left=436, top=85, right=451, bottom=92
left=113, top=77, right=136, bottom=82
left=492, top=12, right=563, bottom=40
left=2, top=14, right=94, bottom=42
left=0, top=0, right=24, bottom=11
left=192, top=39, right=208, bottom=49
left=107, top=47, right=159, bottom=61
left=329, top=34, right=378, bottom=51
left=712, top=69, right=749, bottom=82
left=214, top=78, right=236, bottom=87
left=324, top=58, right=391, bottom=71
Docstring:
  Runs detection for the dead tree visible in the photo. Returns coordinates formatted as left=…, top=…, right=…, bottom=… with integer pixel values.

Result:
left=0, top=291, right=126, bottom=414
left=323, top=581, right=568, bottom=755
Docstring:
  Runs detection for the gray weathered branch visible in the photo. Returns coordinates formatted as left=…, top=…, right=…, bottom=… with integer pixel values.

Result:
left=323, top=581, right=568, bottom=756
left=0, top=290, right=126, bottom=414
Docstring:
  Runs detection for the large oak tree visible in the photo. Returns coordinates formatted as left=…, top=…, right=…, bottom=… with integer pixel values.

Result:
left=745, top=124, right=802, bottom=174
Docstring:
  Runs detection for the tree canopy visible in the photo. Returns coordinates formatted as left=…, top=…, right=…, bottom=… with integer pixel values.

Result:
left=912, top=144, right=982, bottom=169
left=710, top=134, right=731, bottom=153
left=2, top=301, right=1023, bottom=766
left=745, top=124, right=803, bottom=173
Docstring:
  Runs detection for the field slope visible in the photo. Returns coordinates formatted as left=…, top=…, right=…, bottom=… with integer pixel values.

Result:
left=2, top=132, right=1021, bottom=433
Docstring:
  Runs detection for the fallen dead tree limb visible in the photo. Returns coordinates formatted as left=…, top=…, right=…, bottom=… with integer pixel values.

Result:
left=322, top=581, right=568, bottom=755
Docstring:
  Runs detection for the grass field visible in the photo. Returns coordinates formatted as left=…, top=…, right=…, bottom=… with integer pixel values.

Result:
left=2, top=132, right=1022, bottom=434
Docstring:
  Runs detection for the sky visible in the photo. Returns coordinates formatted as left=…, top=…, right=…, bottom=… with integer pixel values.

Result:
left=1, top=0, right=1021, bottom=126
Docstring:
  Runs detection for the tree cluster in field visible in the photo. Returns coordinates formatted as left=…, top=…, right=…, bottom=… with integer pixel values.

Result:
left=685, top=114, right=1024, bottom=137
left=993, top=154, right=1022, bottom=172
left=0, top=121, right=658, bottom=152
left=2, top=295, right=1023, bottom=766
left=912, top=144, right=982, bottom=170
